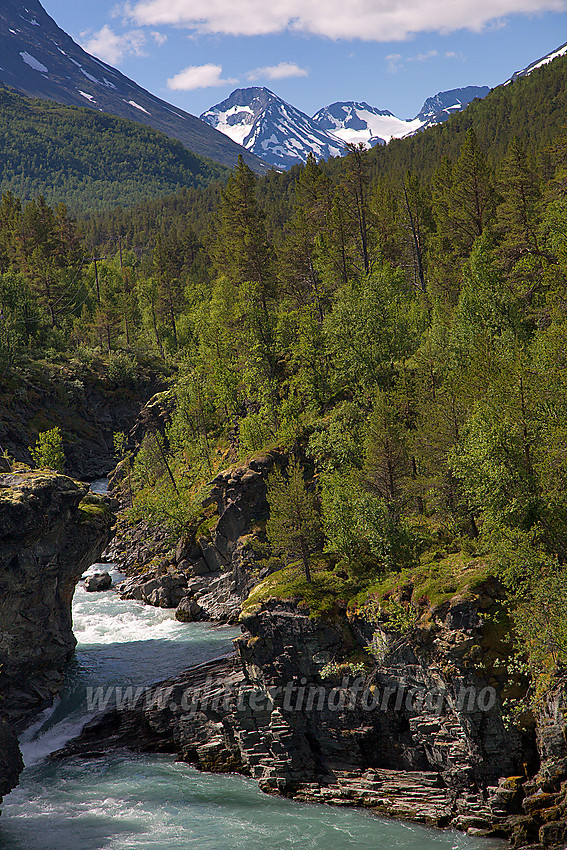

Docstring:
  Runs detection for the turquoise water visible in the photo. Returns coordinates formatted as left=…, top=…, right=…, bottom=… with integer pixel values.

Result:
left=0, top=491, right=502, bottom=849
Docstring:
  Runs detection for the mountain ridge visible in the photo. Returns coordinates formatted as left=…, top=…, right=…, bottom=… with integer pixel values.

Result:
left=200, top=87, right=346, bottom=170
left=0, top=0, right=268, bottom=172
left=202, top=85, right=491, bottom=169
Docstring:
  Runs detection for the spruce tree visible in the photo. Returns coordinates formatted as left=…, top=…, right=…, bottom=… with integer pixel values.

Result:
left=266, top=459, right=321, bottom=582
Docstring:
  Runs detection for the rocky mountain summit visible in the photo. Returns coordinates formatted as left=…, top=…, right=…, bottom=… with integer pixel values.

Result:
left=202, top=85, right=491, bottom=168
left=200, top=88, right=346, bottom=170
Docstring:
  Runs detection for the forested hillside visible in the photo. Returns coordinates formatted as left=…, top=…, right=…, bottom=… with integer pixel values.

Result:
left=85, top=49, right=567, bottom=249
left=3, top=49, right=567, bottom=701
left=0, top=86, right=229, bottom=211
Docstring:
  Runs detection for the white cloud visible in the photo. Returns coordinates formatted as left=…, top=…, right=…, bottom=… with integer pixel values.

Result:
left=386, top=52, right=403, bottom=73
left=407, top=49, right=438, bottom=62
left=246, top=61, right=308, bottom=81
left=81, top=25, right=147, bottom=64
left=122, top=0, right=567, bottom=40
left=167, top=63, right=238, bottom=89
left=151, top=31, right=168, bottom=45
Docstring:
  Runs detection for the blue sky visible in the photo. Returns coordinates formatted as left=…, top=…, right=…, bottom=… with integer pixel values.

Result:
left=41, top=0, right=567, bottom=119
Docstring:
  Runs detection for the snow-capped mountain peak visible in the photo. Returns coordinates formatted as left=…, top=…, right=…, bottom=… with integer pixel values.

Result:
left=312, top=101, right=422, bottom=146
left=310, top=87, right=489, bottom=150
left=200, top=87, right=346, bottom=170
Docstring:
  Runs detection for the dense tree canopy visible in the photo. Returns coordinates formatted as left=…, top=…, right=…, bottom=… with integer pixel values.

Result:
left=6, top=52, right=567, bottom=681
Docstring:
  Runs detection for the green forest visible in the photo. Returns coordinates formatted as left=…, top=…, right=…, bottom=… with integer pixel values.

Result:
left=4, top=51, right=567, bottom=707
left=0, top=86, right=228, bottom=211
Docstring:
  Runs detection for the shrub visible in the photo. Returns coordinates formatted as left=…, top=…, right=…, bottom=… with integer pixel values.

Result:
left=30, top=427, right=65, bottom=472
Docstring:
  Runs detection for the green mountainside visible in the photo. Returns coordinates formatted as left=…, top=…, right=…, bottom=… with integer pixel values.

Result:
left=0, top=86, right=229, bottom=211
left=364, top=48, right=567, bottom=179
left=0, top=0, right=268, bottom=175
left=4, top=43, right=567, bottom=708
left=85, top=51, right=567, bottom=243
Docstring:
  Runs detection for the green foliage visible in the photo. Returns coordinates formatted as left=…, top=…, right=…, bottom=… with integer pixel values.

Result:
left=107, top=352, right=137, bottom=385
left=0, top=87, right=228, bottom=212
left=308, top=402, right=365, bottom=473
left=320, top=660, right=368, bottom=681
left=243, top=558, right=358, bottom=618
left=9, top=51, right=567, bottom=682
left=320, top=470, right=416, bottom=577
left=378, top=597, right=419, bottom=634
left=30, top=427, right=65, bottom=472
left=239, top=413, right=273, bottom=455
left=266, top=458, right=321, bottom=581
left=514, top=566, right=567, bottom=673
left=113, top=431, right=127, bottom=459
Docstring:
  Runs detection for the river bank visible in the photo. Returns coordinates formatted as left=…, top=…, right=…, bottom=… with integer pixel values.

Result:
left=0, top=561, right=498, bottom=850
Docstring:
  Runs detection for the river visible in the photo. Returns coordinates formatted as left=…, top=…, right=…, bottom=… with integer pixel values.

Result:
left=0, top=483, right=501, bottom=850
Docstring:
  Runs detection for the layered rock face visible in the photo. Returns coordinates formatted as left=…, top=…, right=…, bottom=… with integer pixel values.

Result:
left=62, top=586, right=536, bottom=839
left=0, top=470, right=113, bottom=807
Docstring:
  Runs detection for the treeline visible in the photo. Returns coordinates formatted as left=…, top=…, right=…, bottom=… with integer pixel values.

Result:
left=83, top=50, right=567, bottom=252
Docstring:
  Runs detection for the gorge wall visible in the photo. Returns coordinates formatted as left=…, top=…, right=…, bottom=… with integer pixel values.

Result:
left=0, top=362, right=165, bottom=479
left=0, top=470, right=113, bottom=809
left=62, top=588, right=540, bottom=842
left=69, top=406, right=567, bottom=848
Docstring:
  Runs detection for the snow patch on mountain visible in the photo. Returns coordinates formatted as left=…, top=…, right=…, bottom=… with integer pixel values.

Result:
left=201, top=88, right=346, bottom=169
left=127, top=100, right=150, bottom=115
left=311, top=87, right=490, bottom=152
left=312, top=101, right=423, bottom=145
left=19, top=51, right=47, bottom=73
left=0, top=0, right=268, bottom=172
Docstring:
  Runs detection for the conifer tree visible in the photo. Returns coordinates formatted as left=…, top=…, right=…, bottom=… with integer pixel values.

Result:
left=213, top=155, right=275, bottom=316
left=266, top=458, right=321, bottom=582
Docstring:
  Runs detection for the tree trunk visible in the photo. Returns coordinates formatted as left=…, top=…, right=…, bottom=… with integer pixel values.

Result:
left=300, top=538, right=312, bottom=583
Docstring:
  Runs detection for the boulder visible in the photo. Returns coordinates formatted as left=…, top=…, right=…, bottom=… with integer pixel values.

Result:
left=84, top=571, right=112, bottom=592
left=175, top=596, right=205, bottom=622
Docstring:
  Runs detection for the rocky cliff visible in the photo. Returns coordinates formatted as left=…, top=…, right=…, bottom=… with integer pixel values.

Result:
left=0, top=360, right=165, bottom=479
left=76, top=436, right=567, bottom=846
left=62, top=578, right=544, bottom=843
left=0, top=469, right=113, bottom=808
left=110, top=450, right=283, bottom=623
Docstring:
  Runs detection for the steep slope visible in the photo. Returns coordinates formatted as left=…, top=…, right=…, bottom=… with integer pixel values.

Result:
left=200, top=88, right=346, bottom=169
left=415, top=86, right=490, bottom=125
left=0, top=0, right=268, bottom=172
left=0, top=85, right=229, bottom=210
left=509, top=40, right=567, bottom=81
